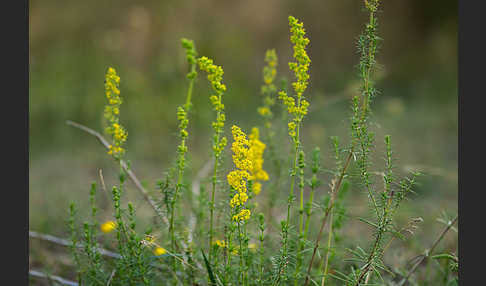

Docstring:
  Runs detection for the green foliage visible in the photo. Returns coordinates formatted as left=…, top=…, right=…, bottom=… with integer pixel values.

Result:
left=62, top=2, right=457, bottom=286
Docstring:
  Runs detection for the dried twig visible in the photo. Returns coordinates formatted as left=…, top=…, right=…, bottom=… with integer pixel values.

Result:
left=66, top=120, right=169, bottom=227
left=29, top=269, right=79, bottom=286
left=29, top=230, right=121, bottom=259
left=106, top=269, right=116, bottom=286
left=30, top=230, right=203, bottom=272
left=398, top=215, right=458, bottom=286
left=304, top=151, right=353, bottom=286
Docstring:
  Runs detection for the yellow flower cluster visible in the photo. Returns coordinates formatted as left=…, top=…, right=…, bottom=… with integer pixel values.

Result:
left=176, top=106, right=189, bottom=170
left=230, top=192, right=249, bottom=207
left=227, top=169, right=250, bottom=194
left=248, top=127, right=269, bottom=195
left=228, top=126, right=252, bottom=221
left=214, top=239, right=226, bottom=248
left=228, top=126, right=269, bottom=222
left=278, top=16, right=311, bottom=139
left=278, top=91, right=310, bottom=124
left=263, top=49, right=278, bottom=86
left=104, top=67, right=127, bottom=158
left=198, top=56, right=226, bottom=96
left=181, top=38, right=197, bottom=81
left=198, top=56, right=227, bottom=156
left=288, top=15, right=311, bottom=98
left=232, top=209, right=251, bottom=222
left=258, top=49, right=278, bottom=129
left=213, top=239, right=238, bottom=255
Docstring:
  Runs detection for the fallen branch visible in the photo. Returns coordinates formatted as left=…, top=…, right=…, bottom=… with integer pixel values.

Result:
left=30, top=230, right=204, bottom=272
left=29, top=269, right=79, bottom=286
left=29, top=230, right=121, bottom=259
left=398, top=215, right=458, bottom=286
left=66, top=120, right=169, bottom=227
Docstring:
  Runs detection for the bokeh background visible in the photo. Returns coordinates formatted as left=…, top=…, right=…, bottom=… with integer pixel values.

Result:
left=30, top=0, right=457, bottom=281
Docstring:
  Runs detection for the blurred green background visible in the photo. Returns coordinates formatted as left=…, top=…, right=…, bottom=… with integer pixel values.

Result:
left=29, top=0, right=457, bottom=279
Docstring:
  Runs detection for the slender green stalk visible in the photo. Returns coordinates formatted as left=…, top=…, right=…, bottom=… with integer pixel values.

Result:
left=321, top=211, right=333, bottom=286
left=169, top=38, right=198, bottom=272
left=294, top=150, right=306, bottom=285
left=237, top=222, right=245, bottom=285
left=274, top=16, right=311, bottom=285
left=197, top=56, right=228, bottom=265
left=304, top=147, right=321, bottom=241
left=257, top=213, right=266, bottom=285
left=303, top=151, right=352, bottom=286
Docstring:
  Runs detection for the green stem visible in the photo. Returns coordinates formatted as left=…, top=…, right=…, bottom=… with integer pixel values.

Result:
left=321, top=211, right=333, bottom=286
left=208, top=152, right=219, bottom=264
left=237, top=222, right=244, bottom=285
left=294, top=151, right=306, bottom=286
left=303, top=187, right=315, bottom=241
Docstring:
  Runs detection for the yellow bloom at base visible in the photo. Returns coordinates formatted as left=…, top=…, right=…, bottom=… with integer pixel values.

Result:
left=214, top=240, right=226, bottom=248
left=100, top=221, right=116, bottom=233
left=154, top=247, right=167, bottom=256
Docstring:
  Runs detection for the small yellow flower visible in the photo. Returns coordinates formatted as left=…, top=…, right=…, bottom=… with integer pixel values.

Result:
left=249, top=243, right=257, bottom=251
left=154, top=247, right=167, bottom=256
left=214, top=240, right=227, bottom=248
left=100, top=221, right=116, bottom=233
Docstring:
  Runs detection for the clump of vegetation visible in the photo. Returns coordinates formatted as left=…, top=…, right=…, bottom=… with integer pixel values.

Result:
left=31, top=0, right=457, bottom=285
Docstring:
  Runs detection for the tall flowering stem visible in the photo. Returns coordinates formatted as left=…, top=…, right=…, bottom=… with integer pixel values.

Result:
left=304, top=1, right=382, bottom=284
left=274, top=15, right=311, bottom=285
left=168, top=38, right=198, bottom=271
left=198, top=56, right=228, bottom=264
left=227, top=125, right=267, bottom=285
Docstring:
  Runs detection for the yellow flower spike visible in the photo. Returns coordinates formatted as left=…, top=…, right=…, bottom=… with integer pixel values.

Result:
left=100, top=221, right=116, bottom=233
left=104, top=67, right=127, bottom=159
left=227, top=125, right=268, bottom=217
left=154, top=247, right=167, bottom=256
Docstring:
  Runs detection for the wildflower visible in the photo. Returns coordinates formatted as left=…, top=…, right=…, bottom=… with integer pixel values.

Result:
left=154, top=247, right=167, bottom=256
left=248, top=127, right=269, bottom=182
left=214, top=240, right=227, bottom=248
left=103, top=67, right=127, bottom=158
left=249, top=243, right=257, bottom=251
left=232, top=209, right=251, bottom=222
left=231, top=126, right=252, bottom=171
left=230, top=192, right=249, bottom=208
left=258, top=49, right=278, bottom=121
left=288, top=15, right=311, bottom=98
left=100, top=221, right=116, bottom=233
left=227, top=170, right=250, bottom=193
